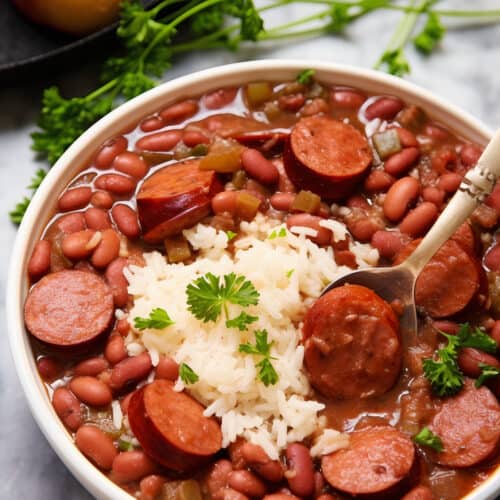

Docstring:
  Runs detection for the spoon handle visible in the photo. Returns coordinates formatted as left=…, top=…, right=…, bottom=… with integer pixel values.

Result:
left=403, top=129, right=500, bottom=276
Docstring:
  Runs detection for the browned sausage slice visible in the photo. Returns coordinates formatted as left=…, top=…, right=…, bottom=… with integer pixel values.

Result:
left=24, top=270, right=114, bottom=346
left=136, top=159, right=223, bottom=244
left=395, top=239, right=480, bottom=318
left=322, top=426, right=415, bottom=496
left=189, top=114, right=270, bottom=138
left=303, top=284, right=402, bottom=399
left=428, top=379, right=500, bottom=468
left=128, top=379, right=222, bottom=473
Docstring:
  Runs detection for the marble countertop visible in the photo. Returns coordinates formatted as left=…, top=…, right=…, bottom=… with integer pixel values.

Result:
left=1, top=2, right=500, bottom=498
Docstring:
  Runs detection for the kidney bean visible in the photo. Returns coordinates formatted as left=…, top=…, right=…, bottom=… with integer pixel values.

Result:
left=58, top=187, right=92, bottom=212
left=285, top=443, right=314, bottom=497
left=120, top=391, right=135, bottom=414
left=399, top=202, right=438, bottom=237
left=116, top=318, right=130, bottom=336
left=396, top=127, right=418, bottom=147
left=371, top=230, right=405, bottom=260
left=140, top=474, right=166, bottom=500
left=490, top=321, right=500, bottom=346
left=104, top=335, right=128, bottom=365
left=28, top=240, right=51, bottom=279
left=76, top=425, right=117, bottom=470
left=300, top=98, right=329, bottom=116
left=74, top=357, right=109, bottom=377
left=111, top=451, right=159, bottom=483
left=205, top=459, right=233, bottom=499
left=84, top=207, right=111, bottom=230
left=384, top=147, right=420, bottom=176
left=223, top=488, right=250, bottom=500
left=95, top=136, right=128, bottom=169
left=402, top=485, right=433, bottom=500
left=70, top=376, right=113, bottom=407
left=155, top=356, right=179, bottom=381
left=56, top=213, right=86, bottom=234
left=383, top=176, right=420, bottom=222
left=241, top=149, right=279, bottom=185
left=422, top=186, right=445, bottom=207
left=423, top=123, right=449, bottom=141
left=90, top=190, right=114, bottom=209
left=472, top=204, right=498, bottom=229
left=460, top=143, right=483, bottom=167
left=263, top=495, right=300, bottom=500
left=365, top=97, right=404, bottom=121
left=432, top=320, right=460, bottom=335
left=438, top=172, right=462, bottom=193
left=212, top=191, right=238, bottom=215
left=183, top=130, right=210, bottom=147
left=364, top=170, right=395, bottom=192
left=331, top=89, right=366, bottom=108
left=110, top=352, right=152, bottom=391
left=431, top=147, right=457, bottom=173
left=240, top=442, right=283, bottom=482
left=61, top=229, right=100, bottom=260
left=270, top=193, right=295, bottom=211
left=140, top=116, right=165, bottom=132
left=136, top=130, right=183, bottom=151
left=112, top=204, right=141, bottom=239
left=105, top=257, right=129, bottom=307
left=52, top=387, right=82, bottom=431
left=486, top=182, right=500, bottom=214
left=346, top=195, right=370, bottom=210
left=457, top=348, right=500, bottom=378
left=286, top=214, right=332, bottom=246
left=278, top=94, right=306, bottom=112
left=204, top=89, right=238, bottom=110
left=160, top=100, right=199, bottom=122
left=485, top=244, right=500, bottom=271
left=228, top=470, right=266, bottom=498
left=91, top=229, right=120, bottom=268
left=347, top=217, right=383, bottom=243
left=314, top=471, right=325, bottom=496
left=37, top=356, right=61, bottom=382
left=113, top=151, right=148, bottom=179
left=316, top=495, right=338, bottom=500
left=94, top=174, right=136, bottom=196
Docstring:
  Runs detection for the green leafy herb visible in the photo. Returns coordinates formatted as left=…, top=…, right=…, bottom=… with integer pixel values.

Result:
left=179, top=362, right=199, bottom=384
left=226, top=230, right=237, bottom=241
left=118, top=439, right=135, bottom=451
left=269, top=227, right=287, bottom=240
left=414, top=427, right=443, bottom=452
left=456, top=323, right=497, bottom=353
left=226, top=311, right=259, bottom=331
left=296, top=69, right=315, bottom=85
left=133, top=307, right=175, bottom=330
left=186, top=272, right=259, bottom=322
left=239, top=329, right=279, bottom=386
left=286, top=269, right=295, bottom=278
left=414, top=12, right=446, bottom=54
left=9, top=168, right=48, bottom=224
left=475, top=363, right=500, bottom=388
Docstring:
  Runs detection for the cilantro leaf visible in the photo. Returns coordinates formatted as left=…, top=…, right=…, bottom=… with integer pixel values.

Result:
left=179, top=363, right=199, bottom=384
left=475, top=363, right=500, bottom=388
left=414, top=12, right=446, bottom=55
left=134, top=307, right=175, bottom=330
left=186, top=272, right=259, bottom=322
left=256, top=357, right=279, bottom=387
left=239, top=329, right=279, bottom=386
left=226, top=311, right=259, bottom=331
left=296, top=69, right=315, bottom=85
left=414, top=427, right=443, bottom=452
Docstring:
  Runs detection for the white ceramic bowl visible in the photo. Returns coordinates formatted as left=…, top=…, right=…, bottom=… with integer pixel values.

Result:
left=7, top=60, right=498, bottom=499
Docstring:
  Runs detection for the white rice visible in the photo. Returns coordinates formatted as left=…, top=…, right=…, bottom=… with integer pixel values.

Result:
left=124, top=214, right=378, bottom=459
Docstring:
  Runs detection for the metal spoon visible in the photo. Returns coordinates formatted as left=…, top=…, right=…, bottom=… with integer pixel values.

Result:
left=322, top=130, right=500, bottom=334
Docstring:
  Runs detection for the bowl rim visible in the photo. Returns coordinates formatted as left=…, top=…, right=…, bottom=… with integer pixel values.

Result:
left=7, top=59, right=497, bottom=500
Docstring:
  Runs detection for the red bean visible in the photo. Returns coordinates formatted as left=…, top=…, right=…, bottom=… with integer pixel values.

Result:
left=113, top=151, right=148, bottom=179
left=331, top=89, right=366, bottom=108
left=183, top=130, right=210, bottom=147
left=263, top=495, right=300, bottom=500
left=457, top=348, right=500, bottom=378
left=61, top=229, right=99, bottom=260
left=94, top=174, right=136, bottom=196
left=74, top=357, right=109, bottom=377
left=111, top=451, right=159, bottom=483
left=205, top=459, right=233, bottom=499
left=346, top=195, right=370, bottom=210
left=364, top=170, right=395, bottom=192
left=228, top=470, right=266, bottom=498
left=70, top=376, right=113, bottom=406
left=140, top=475, right=166, bottom=500
left=223, top=488, right=250, bottom=500
left=116, top=318, right=130, bottom=336
left=120, top=391, right=135, bottom=414
left=52, top=387, right=82, bottom=431
left=155, top=356, right=179, bottom=381
left=58, top=187, right=92, bottom=212
left=432, top=147, right=457, bottom=173
left=371, top=230, right=405, bottom=260
left=84, top=207, right=111, bottom=230
left=422, top=186, right=445, bottom=207
left=160, top=100, right=199, bottom=123
left=424, top=123, right=449, bottom=141
left=432, top=320, right=460, bottom=335
left=28, top=240, right=51, bottom=279
left=314, top=471, right=325, bottom=497
left=286, top=214, right=332, bottom=246
left=105, top=257, right=129, bottom=307
left=383, top=176, right=420, bottom=222
left=56, top=213, right=86, bottom=234
left=402, top=485, right=433, bottom=500
left=384, top=147, right=420, bottom=176
left=240, top=442, right=283, bottom=482
left=241, top=149, right=279, bottom=185
left=140, top=116, right=165, bottom=132
left=110, top=353, right=152, bottom=391
left=90, top=190, right=114, bottom=209
left=347, top=217, right=383, bottom=243
left=75, top=425, right=117, bottom=470
left=37, top=356, right=61, bottom=382
left=285, top=443, right=314, bottom=497
left=95, top=136, right=128, bottom=169
left=486, top=182, right=500, bottom=214
left=105, top=335, right=128, bottom=365
left=485, top=244, right=500, bottom=272
left=91, top=229, right=120, bottom=268
left=212, top=191, right=238, bottom=215
left=111, top=204, right=141, bottom=239
left=204, top=89, right=238, bottom=110
left=316, top=495, right=337, bottom=500
left=396, top=127, right=418, bottom=147
left=135, top=130, right=183, bottom=151
left=399, top=202, right=438, bottom=237
left=270, top=192, right=295, bottom=211
left=460, top=143, right=483, bottom=167
left=278, top=94, right=305, bottom=112
left=301, top=98, right=329, bottom=116
left=438, top=172, right=462, bottom=193
left=365, top=97, right=404, bottom=121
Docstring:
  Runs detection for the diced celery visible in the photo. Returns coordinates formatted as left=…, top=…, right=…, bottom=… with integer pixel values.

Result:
left=236, top=192, right=261, bottom=221
left=246, top=82, right=273, bottom=108
left=373, top=129, right=402, bottom=159
left=199, top=141, right=242, bottom=173
left=232, top=169, right=247, bottom=189
left=291, top=190, right=321, bottom=213
left=165, top=236, right=191, bottom=263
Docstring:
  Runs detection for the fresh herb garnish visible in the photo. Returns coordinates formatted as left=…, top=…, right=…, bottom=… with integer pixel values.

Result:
left=286, top=269, right=295, bottom=278
left=413, top=11, right=446, bottom=54
left=118, top=439, right=135, bottom=452
left=475, top=363, right=500, bottom=388
left=269, top=227, right=287, bottom=240
left=414, top=427, right=443, bottom=452
left=133, top=307, right=175, bottom=330
left=239, top=329, right=279, bottom=386
left=226, top=311, right=259, bottom=331
left=226, top=230, right=237, bottom=241
left=179, top=363, right=199, bottom=385
left=9, top=168, right=47, bottom=223
left=296, top=68, right=315, bottom=85
left=186, top=272, right=259, bottom=322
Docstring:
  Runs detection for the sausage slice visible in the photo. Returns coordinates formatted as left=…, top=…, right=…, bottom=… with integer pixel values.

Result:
left=136, top=159, right=222, bottom=243
left=303, top=284, right=402, bottom=399
left=322, top=426, right=415, bottom=496
left=24, top=270, right=114, bottom=346
left=189, top=114, right=270, bottom=138
left=428, top=379, right=500, bottom=468
left=128, top=379, right=222, bottom=472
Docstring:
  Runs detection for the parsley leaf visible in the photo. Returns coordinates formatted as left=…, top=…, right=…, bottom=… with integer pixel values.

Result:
left=286, top=269, right=295, bottom=278
left=226, top=230, right=237, bottom=241
left=239, top=329, right=279, bottom=386
left=179, top=363, right=199, bottom=384
left=133, top=307, right=175, bottom=330
left=186, top=272, right=259, bottom=322
left=9, top=197, right=31, bottom=225
left=118, top=438, right=135, bottom=451
left=378, top=48, right=410, bottom=77
left=414, top=12, right=446, bottom=55
left=296, top=69, right=315, bottom=85
left=475, top=363, right=500, bottom=388
left=269, top=227, right=287, bottom=240
left=226, top=311, right=258, bottom=331
left=414, top=427, right=443, bottom=452
left=456, top=323, right=497, bottom=354
left=256, top=357, right=279, bottom=387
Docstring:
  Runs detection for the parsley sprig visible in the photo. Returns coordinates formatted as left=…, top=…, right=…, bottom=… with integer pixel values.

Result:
left=134, top=307, right=175, bottom=330
left=179, top=362, right=199, bottom=384
left=476, top=364, right=500, bottom=388
left=239, top=329, right=279, bottom=386
left=414, top=427, right=443, bottom=452
left=226, top=311, right=259, bottom=331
